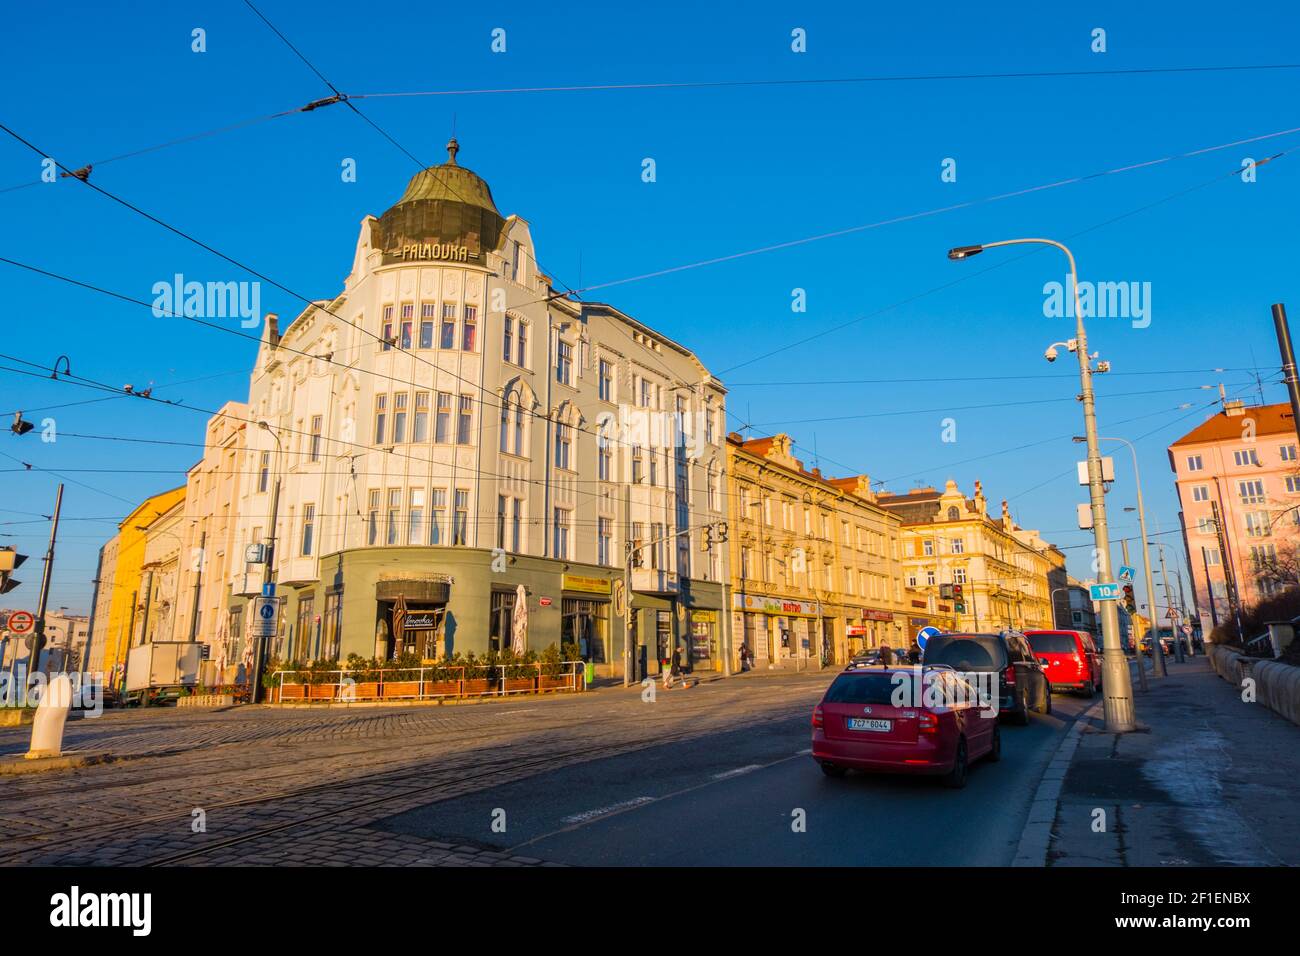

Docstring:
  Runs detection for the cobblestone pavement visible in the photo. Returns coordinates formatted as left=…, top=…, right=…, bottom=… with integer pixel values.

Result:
left=0, top=670, right=832, bottom=866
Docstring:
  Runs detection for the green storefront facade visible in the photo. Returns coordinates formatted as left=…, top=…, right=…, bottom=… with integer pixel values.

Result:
left=243, top=546, right=727, bottom=678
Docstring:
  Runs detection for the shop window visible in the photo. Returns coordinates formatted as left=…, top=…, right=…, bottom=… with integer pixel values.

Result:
left=489, top=590, right=515, bottom=653
left=563, top=598, right=608, bottom=663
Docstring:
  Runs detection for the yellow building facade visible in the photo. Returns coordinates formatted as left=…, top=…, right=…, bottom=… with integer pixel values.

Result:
left=91, top=485, right=186, bottom=683
left=878, top=479, right=1065, bottom=634
left=726, top=433, right=908, bottom=668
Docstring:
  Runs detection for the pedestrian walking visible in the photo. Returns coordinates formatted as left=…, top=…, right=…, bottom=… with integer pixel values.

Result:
left=671, top=643, right=690, bottom=689
left=878, top=643, right=894, bottom=666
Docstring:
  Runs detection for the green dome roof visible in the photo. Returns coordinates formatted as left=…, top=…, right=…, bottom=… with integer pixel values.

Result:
left=390, top=138, right=499, bottom=213
left=377, top=139, right=506, bottom=263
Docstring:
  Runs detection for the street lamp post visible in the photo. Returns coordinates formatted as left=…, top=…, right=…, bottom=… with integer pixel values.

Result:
left=949, top=238, right=1136, bottom=732
left=252, top=421, right=283, bottom=705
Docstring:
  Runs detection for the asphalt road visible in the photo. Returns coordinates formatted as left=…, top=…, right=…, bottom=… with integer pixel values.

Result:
left=375, top=684, right=1095, bottom=865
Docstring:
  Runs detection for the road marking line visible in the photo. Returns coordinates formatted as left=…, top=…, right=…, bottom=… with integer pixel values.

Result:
left=796, top=748, right=812, bottom=755
left=561, top=796, right=654, bottom=824
left=712, top=764, right=761, bottom=780
left=513, top=750, right=808, bottom=851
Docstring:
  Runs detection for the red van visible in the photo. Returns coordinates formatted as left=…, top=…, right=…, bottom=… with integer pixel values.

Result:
left=812, top=664, right=1000, bottom=789
left=1025, top=630, right=1102, bottom=696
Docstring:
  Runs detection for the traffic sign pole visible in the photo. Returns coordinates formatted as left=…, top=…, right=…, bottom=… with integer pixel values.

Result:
left=29, top=484, right=62, bottom=684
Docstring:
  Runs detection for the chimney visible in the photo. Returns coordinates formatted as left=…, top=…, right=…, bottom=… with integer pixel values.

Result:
left=1224, top=398, right=1246, bottom=417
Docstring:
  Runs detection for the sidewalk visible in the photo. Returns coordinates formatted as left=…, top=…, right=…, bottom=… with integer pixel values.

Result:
left=586, top=663, right=834, bottom=692
left=1048, top=655, right=1300, bottom=866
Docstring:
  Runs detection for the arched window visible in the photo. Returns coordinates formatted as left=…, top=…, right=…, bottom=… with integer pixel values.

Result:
left=947, top=506, right=960, bottom=521
left=500, top=390, right=525, bottom=456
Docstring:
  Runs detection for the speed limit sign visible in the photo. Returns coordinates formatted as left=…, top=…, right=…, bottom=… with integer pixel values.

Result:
left=6, top=610, right=34, bottom=635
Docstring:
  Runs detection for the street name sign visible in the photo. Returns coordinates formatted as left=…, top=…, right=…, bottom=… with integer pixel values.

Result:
left=1089, top=582, right=1122, bottom=601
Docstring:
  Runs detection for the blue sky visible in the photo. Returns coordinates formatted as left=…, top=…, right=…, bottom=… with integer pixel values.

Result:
left=1, top=0, right=1297, bottom=615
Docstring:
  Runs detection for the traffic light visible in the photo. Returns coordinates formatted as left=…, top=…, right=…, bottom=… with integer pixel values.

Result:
left=0, top=548, right=26, bottom=594
left=952, top=583, right=966, bottom=614
left=1122, top=584, right=1136, bottom=613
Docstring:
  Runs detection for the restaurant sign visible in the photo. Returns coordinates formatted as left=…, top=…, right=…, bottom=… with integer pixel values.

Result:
left=561, top=574, right=612, bottom=595
left=732, top=594, right=818, bottom=617
left=402, top=613, right=439, bottom=631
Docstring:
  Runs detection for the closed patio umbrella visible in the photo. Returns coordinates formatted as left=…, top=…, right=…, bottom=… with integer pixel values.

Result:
left=212, top=614, right=228, bottom=685
left=511, top=584, right=528, bottom=654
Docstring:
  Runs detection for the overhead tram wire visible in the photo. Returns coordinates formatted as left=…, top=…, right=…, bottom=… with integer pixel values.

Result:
left=0, top=348, right=1233, bottom=560
left=38, top=376, right=1227, bottom=470
left=3, top=104, right=1287, bottom=463
left=1002, top=379, right=1271, bottom=503
left=725, top=367, right=1257, bottom=387
left=346, top=62, right=1300, bottom=100
left=747, top=385, right=1236, bottom=428
left=700, top=141, right=1300, bottom=479
left=0, top=100, right=334, bottom=197
left=490, top=123, right=1300, bottom=317
left=0, top=350, right=737, bottom=530
left=717, top=144, right=1296, bottom=376
left=238, top=0, right=583, bottom=304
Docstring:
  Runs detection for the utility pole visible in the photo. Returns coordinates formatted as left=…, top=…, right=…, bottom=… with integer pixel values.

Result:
left=622, top=486, right=635, bottom=687
left=1210, top=498, right=1243, bottom=637
left=27, top=483, right=63, bottom=687
left=1117, top=537, right=1148, bottom=692
left=251, top=422, right=282, bottom=705
left=1155, top=543, right=1183, bottom=664
left=1272, top=303, right=1300, bottom=442
left=1200, top=546, right=1220, bottom=629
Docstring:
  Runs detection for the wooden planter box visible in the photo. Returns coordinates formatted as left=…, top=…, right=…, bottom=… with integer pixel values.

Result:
left=280, top=684, right=307, bottom=701
left=382, top=681, right=421, bottom=699
left=460, top=678, right=493, bottom=696
left=262, top=688, right=279, bottom=704
left=308, top=684, right=338, bottom=700
left=423, top=680, right=460, bottom=697
left=350, top=682, right=381, bottom=700
left=502, top=677, right=537, bottom=694
left=539, top=676, right=572, bottom=692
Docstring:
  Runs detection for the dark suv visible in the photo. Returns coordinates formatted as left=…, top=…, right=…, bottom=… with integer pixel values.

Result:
left=921, top=631, right=1051, bottom=725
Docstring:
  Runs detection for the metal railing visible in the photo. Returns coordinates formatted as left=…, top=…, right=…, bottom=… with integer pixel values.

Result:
left=269, top=661, right=586, bottom=703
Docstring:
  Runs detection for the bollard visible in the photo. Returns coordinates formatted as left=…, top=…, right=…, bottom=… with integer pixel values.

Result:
left=26, top=674, right=72, bottom=759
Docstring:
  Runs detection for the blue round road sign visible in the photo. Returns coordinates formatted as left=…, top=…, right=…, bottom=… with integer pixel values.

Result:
left=916, top=626, right=941, bottom=649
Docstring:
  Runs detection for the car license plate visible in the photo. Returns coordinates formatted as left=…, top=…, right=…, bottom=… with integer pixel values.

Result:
left=847, top=718, right=892, bottom=732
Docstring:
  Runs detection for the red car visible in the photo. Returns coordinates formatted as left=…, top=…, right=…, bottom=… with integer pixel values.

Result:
left=1025, top=629, right=1102, bottom=696
left=812, top=664, right=1000, bottom=789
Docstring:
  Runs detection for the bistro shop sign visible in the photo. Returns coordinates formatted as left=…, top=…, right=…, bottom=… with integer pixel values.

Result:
left=732, top=594, right=817, bottom=617
left=402, top=613, right=439, bottom=631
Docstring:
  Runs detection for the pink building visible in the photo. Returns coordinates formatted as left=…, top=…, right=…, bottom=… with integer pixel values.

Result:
left=1168, top=400, right=1300, bottom=629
